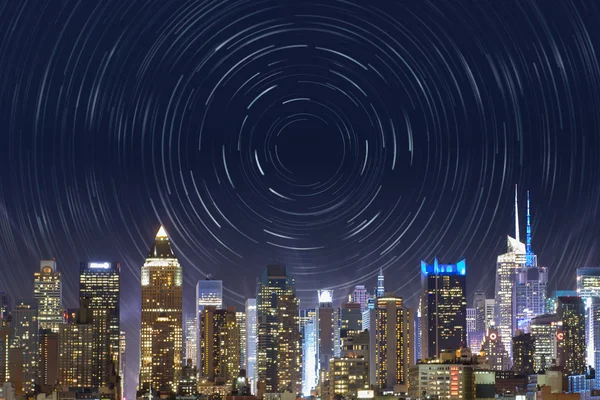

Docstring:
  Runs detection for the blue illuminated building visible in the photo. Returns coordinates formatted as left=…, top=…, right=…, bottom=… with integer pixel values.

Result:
left=420, top=259, right=467, bottom=359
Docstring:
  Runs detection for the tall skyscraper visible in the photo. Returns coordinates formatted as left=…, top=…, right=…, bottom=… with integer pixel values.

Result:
left=245, top=299, right=257, bottom=393
left=301, top=310, right=317, bottom=396
left=420, top=259, right=467, bottom=359
left=557, top=296, right=586, bottom=375
left=0, top=322, right=10, bottom=384
left=351, top=286, right=369, bottom=312
left=340, top=302, right=362, bottom=340
left=375, top=293, right=411, bottom=391
left=139, top=226, right=183, bottom=393
left=196, top=278, right=223, bottom=368
left=512, top=330, right=535, bottom=375
left=361, top=306, right=376, bottom=386
left=466, top=308, right=476, bottom=345
left=377, top=268, right=385, bottom=298
left=530, top=314, right=558, bottom=372
left=576, top=267, right=600, bottom=371
left=495, top=188, right=526, bottom=361
left=480, top=326, right=510, bottom=371
left=34, top=260, right=63, bottom=332
left=184, top=312, right=197, bottom=366
left=200, top=306, right=240, bottom=385
left=473, top=290, right=486, bottom=332
left=38, top=329, right=59, bottom=391
left=79, top=262, right=120, bottom=374
left=316, top=290, right=339, bottom=373
left=9, top=300, right=38, bottom=394
left=256, top=264, right=301, bottom=394
left=120, top=331, right=126, bottom=399
left=236, top=311, right=247, bottom=370
left=484, top=298, right=495, bottom=330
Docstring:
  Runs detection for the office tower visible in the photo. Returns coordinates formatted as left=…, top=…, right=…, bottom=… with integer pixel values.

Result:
left=377, top=268, right=385, bottom=298
left=79, top=262, right=120, bottom=374
left=0, top=322, right=9, bottom=384
left=8, top=300, right=38, bottom=394
left=420, top=259, right=467, bottom=359
left=120, top=331, right=126, bottom=399
left=184, top=313, right=197, bottom=367
left=530, top=314, right=558, bottom=372
left=404, top=306, right=416, bottom=368
left=415, top=302, right=422, bottom=362
left=236, top=311, right=247, bottom=370
left=34, top=260, right=63, bottom=332
left=589, top=298, right=600, bottom=389
left=512, top=330, right=534, bottom=375
left=480, top=327, right=509, bottom=371
left=408, top=362, right=474, bottom=400
left=316, top=290, right=339, bottom=373
left=58, top=301, right=113, bottom=389
left=245, top=298, right=257, bottom=393
left=0, top=292, right=11, bottom=320
left=340, top=302, right=362, bottom=341
left=576, top=267, right=600, bottom=371
left=376, top=293, right=409, bottom=391
left=466, top=308, right=476, bottom=344
left=302, top=311, right=317, bottom=396
left=38, top=329, right=59, bottom=390
left=495, top=186, right=527, bottom=361
left=196, top=278, right=223, bottom=367
left=329, top=357, right=370, bottom=398
left=474, top=290, right=486, bottom=332
left=352, top=286, right=369, bottom=312
left=139, top=226, right=183, bottom=393
left=484, top=299, right=495, bottom=329
left=361, top=306, right=377, bottom=386
left=256, top=264, right=301, bottom=394
left=200, top=306, right=240, bottom=385
left=557, top=296, right=586, bottom=375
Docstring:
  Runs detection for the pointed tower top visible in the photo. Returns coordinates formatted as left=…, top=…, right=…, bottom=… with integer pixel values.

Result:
left=156, top=225, right=168, bottom=238
left=515, top=184, right=520, bottom=243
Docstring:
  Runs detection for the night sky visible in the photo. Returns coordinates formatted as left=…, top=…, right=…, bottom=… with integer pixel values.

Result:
left=2, top=0, right=600, bottom=395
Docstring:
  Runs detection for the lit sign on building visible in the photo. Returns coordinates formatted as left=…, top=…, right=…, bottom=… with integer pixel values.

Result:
left=318, top=290, right=333, bottom=304
left=89, top=262, right=110, bottom=269
left=357, top=390, right=374, bottom=399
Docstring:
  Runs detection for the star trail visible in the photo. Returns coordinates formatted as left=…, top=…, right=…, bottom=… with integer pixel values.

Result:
left=2, top=0, right=600, bottom=396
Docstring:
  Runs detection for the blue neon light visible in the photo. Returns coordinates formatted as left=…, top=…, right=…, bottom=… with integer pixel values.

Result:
left=421, top=258, right=466, bottom=276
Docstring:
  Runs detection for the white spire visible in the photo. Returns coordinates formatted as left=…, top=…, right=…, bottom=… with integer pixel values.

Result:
left=156, top=225, right=168, bottom=238
left=515, top=184, right=520, bottom=242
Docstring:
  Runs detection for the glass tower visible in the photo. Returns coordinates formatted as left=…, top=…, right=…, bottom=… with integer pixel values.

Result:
left=34, top=260, right=63, bottom=333
left=245, top=298, right=257, bottom=394
left=196, top=278, right=223, bottom=368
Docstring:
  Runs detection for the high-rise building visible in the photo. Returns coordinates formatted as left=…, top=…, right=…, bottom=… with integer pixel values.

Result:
left=408, top=362, right=474, bottom=400
left=420, top=259, right=467, bottom=359
left=139, top=226, right=183, bottom=393
left=79, top=262, right=120, bottom=374
left=473, top=290, right=486, bottom=333
left=495, top=186, right=527, bottom=361
left=361, top=306, right=376, bottom=386
left=351, top=286, right=369, bottom=312
left=329, top=357, right=370, bottom=398
left=236, top=311, right=247, bottom=370
left=38, top=329, right=59, bottom=391
left=557, top=296, right=586, bottom=375
left=120, top=331, right=126, bottom=400
left=480, top=327, right=509, bottom=371
left=588, top=298, right=600, bottom=390
left=255, top=264, right=301, bottom=394
left=9, top=300, right=38, bottom=394
left=245, top=298, right=257, bottom=393
left=301, top=310, right=317, bottom=396
left=376, top=293, right=411, bottom=391
left=484, top=299, right=495, bottom=330
left=576, top=267, right=600, bottom=373
left=34, top=260, right=63, bottom=333
left=316, top=290, right=339, bottom=374
left=0, top=322, right=10, bottom=384
left=377, top=268, right=385, bottom=298
left=200, top=306, right=240, bottom=385
left=0, top=292, right=11, bottom=320
left=530, top=314, right=558, bottom=372
left=466, top=308, right=476, bottom=345
left=512, top=330, right=535, bottom=375
left=184, top=312, right=197, bottom=366
left=196, top=278, right=223, bottom=368
left=340, top=303, right=362, bottom=341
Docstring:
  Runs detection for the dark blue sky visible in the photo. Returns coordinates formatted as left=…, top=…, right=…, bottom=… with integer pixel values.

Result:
left=2, top=0, right=600, bottom=396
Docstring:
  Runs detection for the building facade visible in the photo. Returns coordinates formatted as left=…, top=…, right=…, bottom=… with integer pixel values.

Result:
left=245, top=298, right=257, bottom=393
left=200, top=306, right=240, bottom=385
left=557, top=296, right=586, bottom=375
left=530, top=314, right=558, bottom=372
left=196, top=278, right=223, bottom=367
left=9, top=300, right=38, bottom=394
left=139, top=226, right=183, bottom=393
left=34, top=260, right=64, bottom=333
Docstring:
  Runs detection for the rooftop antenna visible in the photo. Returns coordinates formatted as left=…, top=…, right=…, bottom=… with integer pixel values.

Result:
left=515, top=184, right=520, bottom=242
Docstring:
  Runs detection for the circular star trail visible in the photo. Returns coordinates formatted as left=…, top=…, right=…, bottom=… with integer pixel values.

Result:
left=2, top=1, right=600, bottom=394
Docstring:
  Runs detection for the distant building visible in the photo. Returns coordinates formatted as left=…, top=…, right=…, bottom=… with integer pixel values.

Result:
left=183, top=313, right=197, bottom=369
left=9, top=300, right=38, bottom=394
left=420, top=259, right=467, bottom=359
left=245, top=299, right=257, bottom=394
left=119, top=331, right=126, bottom=400
left=339, top=302, right=362, bottom=340
left=200, top=306, right=240, bottom=386
left=301, top=309, right=317, bottom=396
left=34, top=260, right=64, bottom=333
left=408, top=362, right=474, bottom=399
left=316, top=289, right=339, bottom=373
left=512, top=330, right=535, bottom=375
left=196, top=278, right=223, bottom=367
left=473, top=290, right=486, bottom=332
left=480, top=327, right=509, bottom=371
left=531, top=314, right=558, bottom=372
left=351, top=286, right=369, bottom=312
left=236, top=311, right=247, bottom=375
left=576, top=267, right=600, bottom=381
left=329, top=357, right=369, bottom=398
left=38, top=329, right=59, bottom=392
left=557, top=296, right=586, bottom=375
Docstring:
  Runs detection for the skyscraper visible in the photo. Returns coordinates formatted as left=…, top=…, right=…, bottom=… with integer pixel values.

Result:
left=340, top=302, right=362, bottom=340
left=79, top=261, right=120, bottom=374
left=576, top=267, right=600, bottom=372
left=473, top=290, right=486, bottom=333
left=184, top=312, right=197, bottom=366
left=420, top=259, right=467, bottom=359
left=530, top=314, right=558, bottom=372
left=484, top=298, right=495, bottom=330
left=512, top=330, right=535, bottom=375
left=301, top=310, right=317, bottom=396
left=377, top=268, right=385, bottom=298
left=480, top=327, right=510, bottom=371
left=120, top=331, right=126, bottom=399
left=196, top=278, right=223, bottom=367
left=245, top=298, right=257, bottom=393
left=375, top=293, right=411, bottom=391
left=139, top=226, right=183, bottom=393
left=236, top=311, right=247, bottom=371
left=557, top=296, right=586, bottom=375
left=200, top=306, right=240, bottom=385
left=38, top=329, right=59, bottom=391
left=351, top=286, right=369, bottom=312
left=34, top=260, right=63, bottom=332
left=466, top=308, right=476, bottom=346
left=316, top=290, right=339, bottom=373
left=9, top=300, right=38, bottom=394
left=0, top=292, right=11, bottom=320
left=255, top=264, right=301, bottom=394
